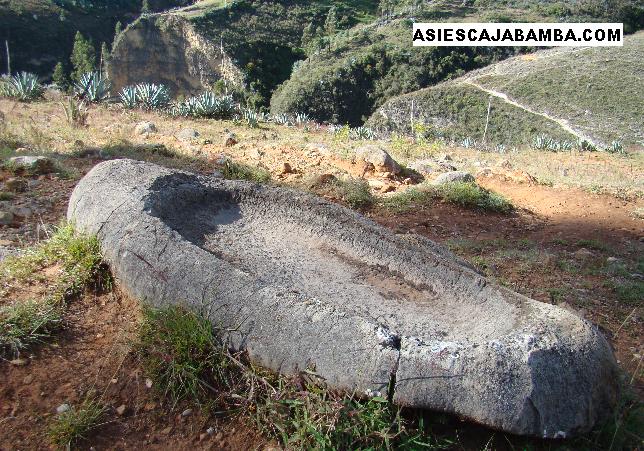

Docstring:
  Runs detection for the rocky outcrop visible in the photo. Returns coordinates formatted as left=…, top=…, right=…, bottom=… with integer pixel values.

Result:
left=68, top=159, right=618, bottom=438
left=108, top=15, right=243, bottom=95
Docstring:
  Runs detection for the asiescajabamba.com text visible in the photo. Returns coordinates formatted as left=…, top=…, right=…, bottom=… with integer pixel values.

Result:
left=413, top=23, right=623, bottom=47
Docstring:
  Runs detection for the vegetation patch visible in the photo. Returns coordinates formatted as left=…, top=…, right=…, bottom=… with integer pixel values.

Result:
left=47, top=399, right=107, bottom=449
left=221, top=159, right=271, bottom=183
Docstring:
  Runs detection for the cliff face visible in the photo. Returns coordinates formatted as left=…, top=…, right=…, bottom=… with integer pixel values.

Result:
left=108, top=15, right=243, bottom=95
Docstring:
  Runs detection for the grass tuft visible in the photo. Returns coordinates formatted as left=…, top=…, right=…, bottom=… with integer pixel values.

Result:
left=47, top=399, right=107, bottom=449
left=0, top=298, right=63, bottom=358
left=221, top=160, right=271, bottom=183
left=331, top=178, right=375, bottom=209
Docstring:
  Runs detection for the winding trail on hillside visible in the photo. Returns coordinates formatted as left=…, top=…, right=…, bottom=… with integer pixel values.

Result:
left=463, top=79, right=597, bottom=145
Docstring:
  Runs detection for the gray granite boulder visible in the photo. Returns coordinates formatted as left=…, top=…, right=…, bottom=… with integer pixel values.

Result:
left=432, top=171, right=475, bottom=185
left=68, top=159, right=618, bottom=438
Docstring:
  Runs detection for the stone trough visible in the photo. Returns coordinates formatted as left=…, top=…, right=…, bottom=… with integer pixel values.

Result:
left=68, top=159, right=618, bottom=438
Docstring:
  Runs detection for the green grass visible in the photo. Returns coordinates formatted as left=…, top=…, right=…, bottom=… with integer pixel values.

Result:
left=0, top=223, right=108, bottom=356
left=614, top=280, right=644, bottom=305
left=575, top=239, right=610, bottom=252
left=47, top=399, right=107, bottom=449
left=0, top=298, right=64, bottom=358
left=331, top=177, right=375, bottom=209
left=221, top=159, right=271, bottom=183
left=0, top=191, right=15, bottom=201
left=138, top=305, right=453, bottom=449
left=381, top=183, right=513, bottom=214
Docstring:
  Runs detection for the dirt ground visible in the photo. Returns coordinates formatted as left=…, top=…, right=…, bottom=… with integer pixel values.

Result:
left=0, top=99, right=642, bottom=449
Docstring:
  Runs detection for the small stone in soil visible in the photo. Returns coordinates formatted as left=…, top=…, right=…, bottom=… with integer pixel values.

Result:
left=56, top=403, right=70, bottom=414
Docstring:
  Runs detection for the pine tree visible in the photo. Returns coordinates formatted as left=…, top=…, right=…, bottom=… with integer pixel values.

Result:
left=114, top=21, right=123, bottom=38
left=70, top=31, right=96, bottom=81
left=324, top=6, right=339, bottom=35
left=141, top=0, right=151, bottom=14
left=52, top=62, right=68, bottom=90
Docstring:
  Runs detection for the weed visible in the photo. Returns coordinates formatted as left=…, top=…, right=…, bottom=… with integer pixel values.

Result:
left=61, top=97, right=89, bottom=127
left=48, top=399, right=107, bottom=449
left=435, top=182, right=513, bottom=213
left=0, top=191, right=15, bottom=201
left=137, top=306, right=226, bottom=406
left=379, top=188, right=434, bottom=214
left=576, top=239, right=609, bottom=252
left=547, top=287, right=568, bottom=303
left=614, top=281, right=643, bottom=305
left=331, top=178, right=374, bottom=209
left=0, top=298, right=63, bottom=358
left=221, top=160, right=271, bottom=183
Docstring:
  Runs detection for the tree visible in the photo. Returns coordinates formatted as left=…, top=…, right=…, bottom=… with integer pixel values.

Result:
left=114, top=21, right=123, bottom=38
left=141, top=0, right=151, bottom=13
left=52, top=62, right=68, bottom=90
left=100, top=42, right=110, bottom=77
left=324, top=6, right=339, bottom=35
left=70, top=31, right=96, bottom=81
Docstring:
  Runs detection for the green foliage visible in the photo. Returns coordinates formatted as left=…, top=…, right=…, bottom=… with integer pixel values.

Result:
left=52, top=62, right=69, bottom=90
left=74, top=71, right=111, bottom=102
left=61, top=96, right=89, bottom=127
left=138, top=306, right=224, bottom=405
left=141, top=0, right=151, bottom=13
left=0, top=72, right=44, bottom=101
left=70, top=31, right=96, bottom=82
left=48, top=399, right=107, bottom=449
left=331, top=177, right=374, bottom=209
left=131, top=82, right=170, bottom=111
left=169, top=92, right=238, bottom=119
left=221, top=159, right=271, bottom=183
left=531, top=134, right=574, bottom=152
left=0, top=298, right=64, bottom=358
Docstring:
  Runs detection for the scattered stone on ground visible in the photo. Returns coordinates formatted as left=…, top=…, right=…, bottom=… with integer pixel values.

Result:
left=355, top=144, right=401, bottom=175
left=134, top=121, right=157, bottom=135
left=56, top=404, right=70, bottom=414
left=176, top=128, right=199, bottom=142
left=224, top=133, right=238, bottom=147
left=432, top=171, right=475, bottom=185
left=6, top=156, right=55, bottom=175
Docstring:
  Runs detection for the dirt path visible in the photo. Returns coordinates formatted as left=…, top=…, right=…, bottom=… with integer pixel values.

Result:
left=463, top=80, right=597, bottom=144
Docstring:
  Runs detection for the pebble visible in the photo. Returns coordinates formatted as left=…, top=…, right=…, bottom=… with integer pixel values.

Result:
left=206, top=427, right=215, bottom=435
left=116, top=404, right=127, bottom=416
left=181, top=408, right=193, bottom=417
left=23, top=374, right=33, bottom=384
left=56, top=403, right=70, bottom=414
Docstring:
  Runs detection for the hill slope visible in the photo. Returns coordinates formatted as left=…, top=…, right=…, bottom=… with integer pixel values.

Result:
left=367, top=32, right=644, bottom=147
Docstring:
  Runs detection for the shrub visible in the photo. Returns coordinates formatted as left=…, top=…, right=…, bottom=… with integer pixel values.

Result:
left=437, top=182, right=513, bottom=213
left=74, top=72, right=110, bottom=102
left=349, top=126, right=376, bottom=140
left=221, top=160, right=271, bottom=183
left=48, top=399, right=106, bottom=448
left=332, top=178, right=374, bottom=209
left=0, top=72, right=44, bottom=101
left=70, top=31, right=96, bottom=82
left=0, top=299, right=63, bottom=358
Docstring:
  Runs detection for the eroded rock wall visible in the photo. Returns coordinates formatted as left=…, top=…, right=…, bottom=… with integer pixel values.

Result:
left=108, top=15, right=243, bottom=95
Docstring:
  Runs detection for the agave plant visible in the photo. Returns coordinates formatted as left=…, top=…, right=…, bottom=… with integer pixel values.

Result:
left=61, top=97, right=89, bottom=127
left=272, top=113, right=292, bottom=126
left=74, top=72, right=110, bottom=102
left=606, top=140, right=625, bottom=154
left=578, top=139, right=597, bottom=152
left=135, top=83, right=170, bottom=111
left=119, top=85, right=138, bottom=109
left=242, top=108, right=259, bottom=128
left=294, top=112, right=311, bottom=125
left=0, top=72, right=44, bottom=101
left=460, top=137, right=476, bottom=149
left=349, top=126, right=376, bottom=140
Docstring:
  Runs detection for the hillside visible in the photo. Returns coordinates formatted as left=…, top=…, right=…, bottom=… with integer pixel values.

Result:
left=269, top=0, right=643, bottom=125
left=367, top=31, right=644, bottom=147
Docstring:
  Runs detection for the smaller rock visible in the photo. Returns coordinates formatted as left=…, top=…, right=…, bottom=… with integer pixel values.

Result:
left=56, top=403, right=70, bottom=414
left=407, top=160, right=434, bottom=175
left=497, top=159, right=512, bottom=169
left=224, top=133, right=238, bottom=147
left=145, top=378, right=153, bottom=388
left=0, top=211, right=14, bottom=226
left=355, top=145, right=401, bottom=175
left=206, top=427, right=215, bottom=435
left=161, top=426, right=172, bottom=435
left=606, top=257, right=619, bottom=263
left=432, top=171, right=475, bottom=185
left=116, top=404, right=127, bottom=416
left=6, top=177, right=28, bottom=193
left=6, top=156, right=55, bottom=175
left=27, top=180, right=42, bottom=189
left=23, top=374, right=33, bottom=385
left=211, top=170, right=223, bottom=179
left=181, top=408, right=193, bottom=417
left=134, top=121, right=156, bottom=135
left=281, top=162, right=293, bottom=174
left=574, top=248, right=595, bottom=260
left=176, top=128, right=199, bottom=142
left=10, top=358, right=28, bottom=366
left=10, top=206, right=32, bottom=219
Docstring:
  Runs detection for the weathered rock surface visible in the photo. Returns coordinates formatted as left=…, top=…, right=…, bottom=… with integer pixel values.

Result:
left=432, top=171, right=475, bottom=185
left=176, top=128, right=200, bottom=142
left=68, top=159, right=618, bottom=438
left=134, top=121, right=157, bottom=135
left=6, top=156, right=55, bottom=175
left=355, top=145, right=401, bottom=175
